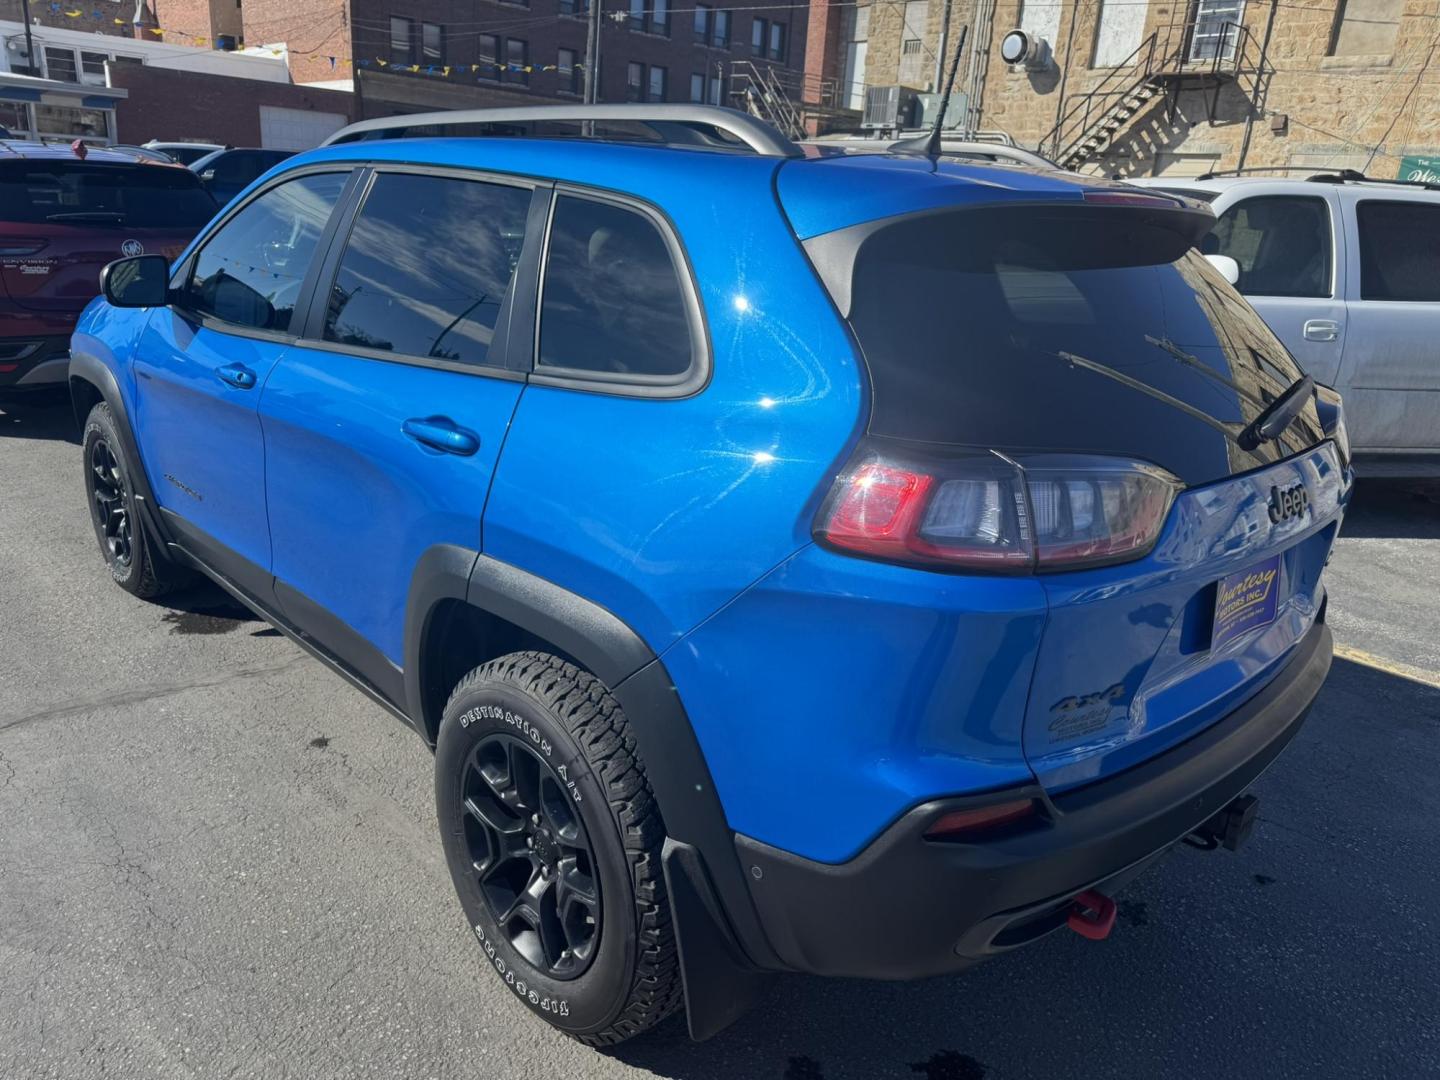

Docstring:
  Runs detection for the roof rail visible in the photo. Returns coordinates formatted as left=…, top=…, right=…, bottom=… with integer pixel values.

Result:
left=322, top=104, right=804, bottom=158
left=1306, top=169, right=1440, bottom=192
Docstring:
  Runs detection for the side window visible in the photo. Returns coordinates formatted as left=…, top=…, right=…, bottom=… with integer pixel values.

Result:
left=185, top=172, right=348, bottom=333
left=1205, top=195, right=1332, bottom=298
left=538, top=194, right=696, bottom=381
left=1356, top=200, right=1440, bottom=302
left=322, top=172, right=531, bottom=368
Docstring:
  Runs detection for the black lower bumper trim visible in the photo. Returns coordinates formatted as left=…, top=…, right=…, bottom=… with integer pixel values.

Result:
left=737, top=622, right=1332, bottom=979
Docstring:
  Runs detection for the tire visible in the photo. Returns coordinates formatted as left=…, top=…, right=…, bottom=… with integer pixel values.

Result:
left=82, top=402, right=183, bottom=599
left=435, top=652, right=681, bottom=1045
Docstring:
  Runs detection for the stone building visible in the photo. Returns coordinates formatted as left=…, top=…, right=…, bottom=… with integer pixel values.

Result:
left=821, top=0, right=1440, bottom=177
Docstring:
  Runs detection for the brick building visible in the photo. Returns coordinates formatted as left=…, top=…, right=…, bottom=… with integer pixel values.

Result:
left=347, top=0, right=808, bottom=123
left=815, top=0, right=1440, bottom=177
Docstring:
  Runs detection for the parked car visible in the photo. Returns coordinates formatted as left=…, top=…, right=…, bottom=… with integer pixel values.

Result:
left=70, top=104, right=1350, bottom=1047
left=1130, top=171, right=1440, bottom=476
left=0, top=141, right=216, bottom=398
left=188, top=147, right=294, bottom=204
left=143, top=140, right=226, bottom=166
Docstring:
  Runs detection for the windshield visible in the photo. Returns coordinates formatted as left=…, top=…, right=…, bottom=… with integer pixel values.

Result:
left=807, top=203, right=1325, bottom=486
left=0, top=162, right=218, bottom=228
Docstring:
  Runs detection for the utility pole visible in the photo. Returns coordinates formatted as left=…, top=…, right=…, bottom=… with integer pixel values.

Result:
left=584, top=0, right=603, bottom=102
left=19, top=0, right=35, bottom=77
left=931, top=0, right=953, bottom=94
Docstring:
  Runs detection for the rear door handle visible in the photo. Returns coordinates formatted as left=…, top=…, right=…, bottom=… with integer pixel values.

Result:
left=216, top=362, right=257, bottom=389
left=402, top=416, right=480, bottom=456
left=1303, top=319, right=1340, bottom=342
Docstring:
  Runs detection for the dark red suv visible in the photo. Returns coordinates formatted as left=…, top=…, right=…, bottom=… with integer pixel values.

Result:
left=0, top=141, right=216, bottom=396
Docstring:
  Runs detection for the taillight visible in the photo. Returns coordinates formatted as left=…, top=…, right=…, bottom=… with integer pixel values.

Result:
left=924, top=798, right=1038, bottom=839
left=816, top=440, right=1180, bottom=573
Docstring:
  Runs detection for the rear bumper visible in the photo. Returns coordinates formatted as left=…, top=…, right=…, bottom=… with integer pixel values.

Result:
left=737, top=620, right=1332, bottom=979
left=0, top=335, right=70, bottom=390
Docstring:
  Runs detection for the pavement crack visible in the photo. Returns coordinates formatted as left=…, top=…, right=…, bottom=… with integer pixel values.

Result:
left=0, top=658, right=308, bottom=734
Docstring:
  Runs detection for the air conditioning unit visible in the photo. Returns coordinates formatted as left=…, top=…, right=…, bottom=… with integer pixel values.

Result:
left=1000, top=29, right=1052, bottom=71
left=863, top=85, right=920, bottom=131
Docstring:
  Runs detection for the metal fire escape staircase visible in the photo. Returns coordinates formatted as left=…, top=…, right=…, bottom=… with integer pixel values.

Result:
left=1042, top=17, right=1273, bottom=171
left=728, top=61, right=852, bottom=141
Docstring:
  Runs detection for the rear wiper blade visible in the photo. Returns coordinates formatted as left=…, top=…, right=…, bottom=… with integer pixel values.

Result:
left=1237, top=374, right=1314, bottom=450
left=1055, top=349, right=1245, bottom=447
left=45, top=211, right=126, bottom=222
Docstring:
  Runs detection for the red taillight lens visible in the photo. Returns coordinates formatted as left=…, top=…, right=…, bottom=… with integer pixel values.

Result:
left=816, top=442, right=1180, bottom=573
left=925, top=798, right=1038, bottom=839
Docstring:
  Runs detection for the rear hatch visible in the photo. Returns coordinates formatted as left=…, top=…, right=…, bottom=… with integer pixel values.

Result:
left=0, top=160, right=216, bottom=315
left=803, top=191, right=1347, bottom=793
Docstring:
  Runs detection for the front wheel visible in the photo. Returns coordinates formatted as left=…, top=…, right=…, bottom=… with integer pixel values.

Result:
left=435, top=652, right=681, bottom=1045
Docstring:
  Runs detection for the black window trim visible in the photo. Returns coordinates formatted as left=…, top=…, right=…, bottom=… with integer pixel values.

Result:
left=292, top=162, right=549, bottom=381
left=530, top=183, right=711, bottom=398
left=1218, top=192, right=1337, bottom=300
left=167, top=164, right=363, bottom=346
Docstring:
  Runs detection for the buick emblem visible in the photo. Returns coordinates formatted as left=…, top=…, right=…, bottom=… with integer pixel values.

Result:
left=120, top=239, right=144, bottom=257
left=1268, top=482, right=1309, bottom=523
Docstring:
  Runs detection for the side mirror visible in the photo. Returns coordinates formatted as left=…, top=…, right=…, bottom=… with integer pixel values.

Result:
left=101, top=255, right=170, bottom=308
left=1204, top=253, right=1241, bottom=286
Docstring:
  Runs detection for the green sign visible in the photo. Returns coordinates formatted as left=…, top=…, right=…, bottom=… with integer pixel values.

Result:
left=1397, top=155, right=1440, bottom=183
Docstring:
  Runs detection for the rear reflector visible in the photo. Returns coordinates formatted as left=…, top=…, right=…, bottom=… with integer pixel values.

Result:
left=924, top=798, right=1038, bottom=839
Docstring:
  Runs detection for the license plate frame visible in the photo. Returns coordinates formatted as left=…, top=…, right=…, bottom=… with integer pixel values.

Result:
left=1212, top=553, right=1282, bottom=652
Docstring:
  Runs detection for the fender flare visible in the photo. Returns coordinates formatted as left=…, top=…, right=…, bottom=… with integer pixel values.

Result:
left=68, top=350, right=171, bottom=551
left=401, top=549, right=783, bottom=995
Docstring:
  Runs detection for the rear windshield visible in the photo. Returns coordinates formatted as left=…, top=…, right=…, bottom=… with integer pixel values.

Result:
left=0, top=162, right=217, bottom=228
left=808, top=204, right=1324, bottom=484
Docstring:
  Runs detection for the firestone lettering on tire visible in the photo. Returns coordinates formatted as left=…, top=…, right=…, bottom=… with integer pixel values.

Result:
left=473, top=923, right=570, bottom=1016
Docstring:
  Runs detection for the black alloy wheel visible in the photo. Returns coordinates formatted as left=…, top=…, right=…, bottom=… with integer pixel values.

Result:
left=88, top=436, right=132, bottom=569
left=462, top=733, right=601, bottom=980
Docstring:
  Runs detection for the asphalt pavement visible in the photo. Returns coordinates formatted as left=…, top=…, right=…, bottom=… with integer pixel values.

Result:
left=2, top=392, right=1437, bottom=1080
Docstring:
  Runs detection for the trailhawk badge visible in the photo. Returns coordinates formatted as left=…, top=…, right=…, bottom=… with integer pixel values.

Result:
left=120, top=239, right=145, bottom=257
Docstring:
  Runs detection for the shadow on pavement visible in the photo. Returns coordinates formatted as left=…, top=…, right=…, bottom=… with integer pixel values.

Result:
left=1340, top=478, right=1440, bottom=540
left=609, top=656, right=1438, bottom=1080
left=153, top=579, right=274, bottom=637
left=0, top=391, right=77, bottom=444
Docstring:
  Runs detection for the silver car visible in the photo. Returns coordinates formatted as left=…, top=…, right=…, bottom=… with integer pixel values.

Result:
left=1131, top=173, right=1440, bottom=476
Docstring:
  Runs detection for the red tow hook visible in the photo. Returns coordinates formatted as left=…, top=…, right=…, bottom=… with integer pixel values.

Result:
left=1067, top=889, right=1118, bottom=941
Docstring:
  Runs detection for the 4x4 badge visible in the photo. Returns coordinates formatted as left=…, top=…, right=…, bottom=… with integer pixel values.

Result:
left=121, top=239, right=144, bottom=257
left=1268, top=482, right=1309, bottom=523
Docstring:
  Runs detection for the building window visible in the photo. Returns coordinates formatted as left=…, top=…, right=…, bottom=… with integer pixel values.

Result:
left=690, top=72, right=705, bottom=102
left=560, top=0, right=590, bottom=14
left=1329, top=0, right=1405, bottom=57
left=713, top=10, right=731, bottom=46
left=479, top=34, right=500, bottom=78
left=630, top=0, right=646, bottom=29
left=389, top=16, right=415, bottom=67
left=708, top=73, right=724, bottom=104
left=422, top=23, right=445, bottom=65
left=44, top=47, right=78, bottom=83
left=751, top=18, right=767, bottom=56
left=899, top=0, right=927, bottom=83
left=652, top=0, right=670, bottom=36
left=80, top=51, right=109, bottom=86
left=558, top=47, right=581, bottom=94
left=648, top=64, right=667, bottom=101
left=33, top=103, right=107, bottom=139
left=506, top=38, right=530, bottom=84
left=694, top=4, right=711, bottom=41
left=627, top=61, right=645, bottom=101
left=769, top=22, right=786, bottom=60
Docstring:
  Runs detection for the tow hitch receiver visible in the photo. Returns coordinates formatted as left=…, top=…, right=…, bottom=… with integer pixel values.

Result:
left=1067, top=889, right=1118, bottom=941
left=1191, top=793, right=1260, bottom=852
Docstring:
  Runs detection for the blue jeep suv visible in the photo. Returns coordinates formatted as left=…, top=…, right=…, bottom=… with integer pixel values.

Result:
left=71, top=105, right=1351, bottom=1046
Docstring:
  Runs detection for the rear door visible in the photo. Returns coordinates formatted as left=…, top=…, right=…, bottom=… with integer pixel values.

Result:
left=1333, top=191, right=1440, bottom=450
left=1205, top=186, right=1348, bottom=385
left=0, top=161, right=215, bottom=315
left=259, top=167, right=545, bottom=693
left=131, top=168, right=353, bottom=594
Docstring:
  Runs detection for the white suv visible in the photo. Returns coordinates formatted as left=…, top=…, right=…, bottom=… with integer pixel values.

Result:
left=1131, top=172, right=1440, bottom=476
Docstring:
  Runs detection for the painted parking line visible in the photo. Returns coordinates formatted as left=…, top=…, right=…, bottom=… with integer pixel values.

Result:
left=1333, top=643, right=1440, bottom=691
